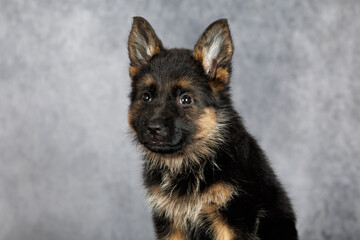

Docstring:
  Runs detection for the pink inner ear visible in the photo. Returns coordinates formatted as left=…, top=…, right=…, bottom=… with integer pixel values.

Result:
left=207, top=58, right=218, bottom=79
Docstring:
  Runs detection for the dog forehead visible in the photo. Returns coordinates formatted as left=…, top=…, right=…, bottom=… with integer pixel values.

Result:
left=149, top=49, right=201, bottom=79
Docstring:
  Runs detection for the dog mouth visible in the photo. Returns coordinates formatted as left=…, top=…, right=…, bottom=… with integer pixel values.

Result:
left=147, top=140, right=171, bottom=150
left=141, top=133, right=188, bottom=154
left=143, top=140, right=186, bottom=154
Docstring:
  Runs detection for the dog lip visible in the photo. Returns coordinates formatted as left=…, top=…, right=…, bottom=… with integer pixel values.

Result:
left=140, top=133, right=188, bottom=154
left=149, top=141, right=165, bottom=146
left=143, top=140, right=187, bottom=154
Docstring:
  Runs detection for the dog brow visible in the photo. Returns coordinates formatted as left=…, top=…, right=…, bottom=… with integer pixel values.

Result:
left=175, top=77, right=193, bottom=89
left=172, top=85, right=192, bottom=95
left=142, top=74, right=156, bottom=87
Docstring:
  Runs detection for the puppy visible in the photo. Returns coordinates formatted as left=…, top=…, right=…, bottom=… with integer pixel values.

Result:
left=127, top=17, right=298, bottom=240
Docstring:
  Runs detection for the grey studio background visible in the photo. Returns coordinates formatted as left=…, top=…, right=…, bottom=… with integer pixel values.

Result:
left=0, top=0, right=359, bottom=240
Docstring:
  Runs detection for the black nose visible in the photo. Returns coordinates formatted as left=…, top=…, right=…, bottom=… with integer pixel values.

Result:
left=147, top=123, right=162, bottom=136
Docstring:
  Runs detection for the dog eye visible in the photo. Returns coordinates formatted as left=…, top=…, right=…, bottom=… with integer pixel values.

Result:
left=142, top=92, right=152, bottom=102
left=179, top=94, right=192, bottom=105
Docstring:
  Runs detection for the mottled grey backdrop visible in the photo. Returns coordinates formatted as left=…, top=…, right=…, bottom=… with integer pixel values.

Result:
left=1, top=0, right=359, bottom=239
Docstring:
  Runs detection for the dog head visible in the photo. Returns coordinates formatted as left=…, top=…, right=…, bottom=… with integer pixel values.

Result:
left=127, top=17, right=233, bottom=157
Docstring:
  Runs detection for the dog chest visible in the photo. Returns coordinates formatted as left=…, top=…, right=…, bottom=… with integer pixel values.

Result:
left=147, top=182, right=236, bottom=228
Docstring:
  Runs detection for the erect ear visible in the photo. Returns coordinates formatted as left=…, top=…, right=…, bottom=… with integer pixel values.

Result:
left=193, top=19, right=233, bottom=90
left=128, top=17, right=164, bottom=78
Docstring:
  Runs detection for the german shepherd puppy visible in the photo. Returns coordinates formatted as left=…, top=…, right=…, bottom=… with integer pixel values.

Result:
left=127, top=17, right=298, bottom=240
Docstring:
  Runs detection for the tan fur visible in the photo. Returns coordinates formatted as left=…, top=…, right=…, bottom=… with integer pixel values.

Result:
left=129, top=66, right=140, bottom=78
left=194, top=108, right=217, bottom=140
left=224, top=37, right=233, bottom=60
left=215, top=67, right=230, bottom=83
left=176, top=77, right=193, bottom=89
left=128, top=114, right=136, bottom=133
left=160, top=226, right=186, bottom=240
left=128, top=100, right=142, bottom=133
left=206, top=182, right=235, bottom=205
left=192, top=48, right=204, bottom=68
left=143, top=74, right=156, bottom=86
left=165, top=229, right=186, bottom=240
left=209, top=81, right=224, bottom=92
left=213, top=222, right=235, bottom=240
left=147, top=182, right=236, bottom=231
left=202, top=205, right=235, bottom=240
left=207, top=67, right=230, bottom=92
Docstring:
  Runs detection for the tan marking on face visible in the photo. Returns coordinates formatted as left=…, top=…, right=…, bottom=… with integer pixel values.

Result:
left=128, top=100, right=142, bottom=134
left=128, top=112, right=136, bottom=133
left=176, top=77, right=193, bottom=89
left=143, top=74, right=156, bottom=86
left=194, top=108, right=217, bottom=140
left=202, top=205, right=236, bottom=240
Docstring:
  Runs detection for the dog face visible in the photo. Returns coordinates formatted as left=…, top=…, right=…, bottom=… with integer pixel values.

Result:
left=128, top=17, right=233, bottom=156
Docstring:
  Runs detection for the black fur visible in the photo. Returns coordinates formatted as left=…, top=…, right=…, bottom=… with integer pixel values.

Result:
left=128, top=17, right=298, bottom=240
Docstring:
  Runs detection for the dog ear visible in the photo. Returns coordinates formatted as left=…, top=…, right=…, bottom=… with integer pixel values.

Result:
left=128, top=17, right=164, bottom=78
left=193, top=19, right=233, bottom=90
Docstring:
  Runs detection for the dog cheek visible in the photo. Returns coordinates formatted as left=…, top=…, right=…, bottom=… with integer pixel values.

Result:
left=194, top=107, right=217, bottom=140
left=128, top=100, right=142, bottom=135
left=128, top=110, right=136, bottom=134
